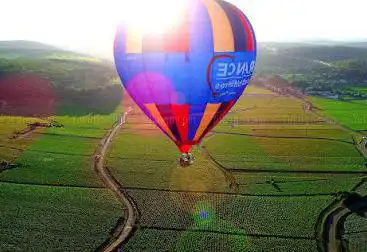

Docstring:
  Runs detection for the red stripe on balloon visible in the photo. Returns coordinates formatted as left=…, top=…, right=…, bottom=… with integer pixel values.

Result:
left=156, top=104, right=182, bottom=142
left=231, top=5, right=255, bottom=51
left=171, top=104, right=190, bottom=142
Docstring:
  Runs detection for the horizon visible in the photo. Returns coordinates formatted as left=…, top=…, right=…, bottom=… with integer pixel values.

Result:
left=1, top=0, right=367, bottom=58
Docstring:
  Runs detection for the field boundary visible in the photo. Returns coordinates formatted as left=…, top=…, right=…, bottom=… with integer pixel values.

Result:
left=212, top=131, right=355, bottom=145
left=140, top=226, right=315, bottom=240
left=0, top=180, right=105, bottom=189
left=125, top=187, right=337, bottom=197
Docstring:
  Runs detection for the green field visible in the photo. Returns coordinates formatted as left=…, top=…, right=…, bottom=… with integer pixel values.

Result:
left=105, top=87, right=366, bottom=251
left=227, top=95, right=321, bottom=124
left=344, top=214, right=367, bottom=252
left=311, top=97, right=367, bottom=130
left=205, top=133, right=364, bottom=171
left=0, top=183, right=124, bottom=251
left=107, top=129, right=228, bottom=192
left=207, top=93, right=365, bottom=172
left=2, top=83, right=366, bottom=251
left=0, top=108, right=121, bottom=186
left=0, top=116, right=47, bottom=161
left=122, top=190, right=332, bottom=251
left=0, top=107, right=125, bottom=250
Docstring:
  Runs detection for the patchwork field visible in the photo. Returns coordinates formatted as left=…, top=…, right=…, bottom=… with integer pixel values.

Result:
left=0, top=108, right=126, bottom=250
left=205, top=131, right=364, bottom=171
left=0, top=108, right=121, bottom=186
left=0, top=182, right=124, bottom=252
left=1, top=84, right=366, bottom=251
left=0, top=116, right=46, bottom=161
left=105, top=86, right=367, bottom=251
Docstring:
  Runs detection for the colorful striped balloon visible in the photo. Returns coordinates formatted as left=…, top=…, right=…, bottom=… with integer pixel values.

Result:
left=114, top=0, right=256, bottom=154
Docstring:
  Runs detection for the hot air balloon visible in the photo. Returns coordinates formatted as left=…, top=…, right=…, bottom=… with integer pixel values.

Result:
left=114, top=0, right=256, bottom=166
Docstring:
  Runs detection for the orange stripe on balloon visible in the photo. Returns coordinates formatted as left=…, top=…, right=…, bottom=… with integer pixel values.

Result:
left=193, top=103, right=221, bottom=141
left=144, top=103, right=177, bottom=141
left=200, top=0, right=234, bottom=52
left=126, top=28, right=143, bottom=53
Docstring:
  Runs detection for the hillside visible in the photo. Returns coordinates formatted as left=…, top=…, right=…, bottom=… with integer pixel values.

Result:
left=0, top=40, right=98, bottom=60
left=256, top=42, right=367, bottom=96
left=0, top=41, right=122, bottom=116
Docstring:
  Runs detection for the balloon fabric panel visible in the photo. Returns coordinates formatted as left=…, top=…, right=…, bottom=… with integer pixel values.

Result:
left=114, top=0, right=257, bottom=153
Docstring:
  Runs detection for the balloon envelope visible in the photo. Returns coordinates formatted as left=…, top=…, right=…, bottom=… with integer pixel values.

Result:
left=114, top=0, right=256, bottom=153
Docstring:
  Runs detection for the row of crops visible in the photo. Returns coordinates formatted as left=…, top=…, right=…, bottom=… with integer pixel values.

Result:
left=107, top=86, right=366, bottom=251
left=0, top=109, right=126, bottom=251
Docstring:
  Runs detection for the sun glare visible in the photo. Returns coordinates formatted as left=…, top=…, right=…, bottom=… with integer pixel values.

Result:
left=117, top=0, right=187, bottom=34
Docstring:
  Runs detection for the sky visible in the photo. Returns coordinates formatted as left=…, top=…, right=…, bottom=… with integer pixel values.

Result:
left=1, top=0, right=366, bottom=57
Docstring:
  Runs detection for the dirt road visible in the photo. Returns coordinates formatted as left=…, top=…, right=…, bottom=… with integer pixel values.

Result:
left=94, top=111, right=139, bottom=252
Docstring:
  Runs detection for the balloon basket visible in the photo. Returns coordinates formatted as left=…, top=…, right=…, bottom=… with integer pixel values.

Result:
left=179, top=153, right=195, bottom=167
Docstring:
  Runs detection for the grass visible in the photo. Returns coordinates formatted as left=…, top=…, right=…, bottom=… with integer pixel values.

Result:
left=205, top=133, right=365, bottom=171
left=344, top=214, right=367, bottom=252
left=126, top=189, right=333, bottom=239
left=2, top=82, right=365, bottom=251
left=106, top=88, right=365, bottom=251
left=124, top=229, right=317, bottom=252
left=0, top=116, right=46, bottom=161
left=0, top=107, right=121, bottom=187
left=0, top=107, right=125, bottom=251
left=107, top=129, right=228, bottom=192
left=228, top=95, right=321, bottom=124
left=0, top=182, right=124, bottom=252
left=310, top=97, right=367, bottom=130
left=233, top=124, right=353, bottom=142
left=233, top=174, right=362, bottom=195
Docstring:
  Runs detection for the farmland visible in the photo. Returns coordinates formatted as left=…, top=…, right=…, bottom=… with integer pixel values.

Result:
left=0, top=79, right=126, bottom=251
left=0, top=108, right=127, bottom=251
left=311, top=97, right=367, bottom=131
left=105, top=85, right=367, bottom=251
left=0, top=182, right=124, bottom=251
left=0, top=107, right=121, bottom=187
left=1, top=40, right=366, bottom=251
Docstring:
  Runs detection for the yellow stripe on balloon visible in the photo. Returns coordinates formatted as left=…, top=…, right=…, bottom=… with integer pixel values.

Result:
left=193, top=103, right=221, bottom=141
left=126, top=27, right=143, bottom=53
left=144, top=103, right=176, bottom=141
left=200, top=0, right=234, bottom=52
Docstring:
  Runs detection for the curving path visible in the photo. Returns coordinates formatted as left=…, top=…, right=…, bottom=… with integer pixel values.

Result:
left=94, top=110, right=139, bottom=252
left=316, top=189, right=367, bottom=252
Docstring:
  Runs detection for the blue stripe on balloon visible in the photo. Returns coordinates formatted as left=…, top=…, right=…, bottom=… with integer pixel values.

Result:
left=188, top=0, right=214, bottom=54
left=185, top=0, right=214, bottom=105
left=217, top=1, right=247, bottom=52
left=188, top=103, right=207, bottom=141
